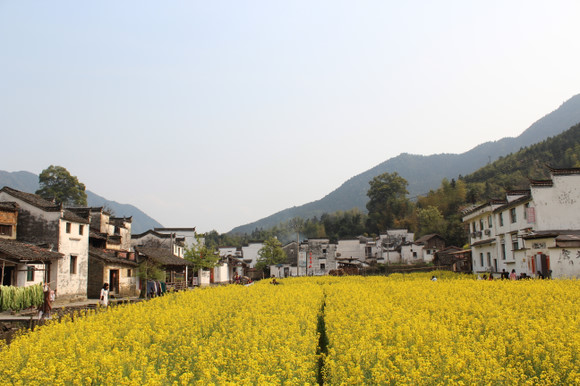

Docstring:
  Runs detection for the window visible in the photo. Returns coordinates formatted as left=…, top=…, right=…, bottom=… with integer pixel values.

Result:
left=479, top=219, right=484, bottom=231
left=510, top=208, right=517, bottom=223
left=66, top=222, right=71, bottom=233
left=70, top=255, right=77, bottom=274
left=27, top=266, right=35, bottom=281
left=487, top=252, right=491, bottom=267
left=413, top=252, right=417, bottom=258
left=499, top=212, right=504, bottom=227
left=472, top=222, right=476, bottom=232
left=0, top=224, right=12, bottom=236
left=480, top=253, right=484, bottom=267
left=501, top=243, right=506, bottom=260
left=511, top=234, right=519, bottom=251
left=487, top=215, right=492, bottom=228
left=127, top=269, right=132, bottom=277
left=79, top=225, right=84, bottom=235
left=320, top=263, right=326, bottom=270
left=524, top=203, right=529, bottom=220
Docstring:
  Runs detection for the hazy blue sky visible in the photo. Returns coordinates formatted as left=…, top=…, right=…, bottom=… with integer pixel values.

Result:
left=1, top=1, right=579, bottom=233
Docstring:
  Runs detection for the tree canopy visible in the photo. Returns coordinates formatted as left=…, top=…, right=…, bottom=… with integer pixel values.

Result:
left=366, top=172, right=411, bottom=234
left=36, top=165, right=87, bottom=206
left=255, top=237, right=287, bottom=273
left=184, top=234, right=220, bottom=273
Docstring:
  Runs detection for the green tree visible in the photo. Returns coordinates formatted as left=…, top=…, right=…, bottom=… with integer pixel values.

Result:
left=36, top=165, right=87, bottom=206
left=416, top=206, right=446, bottom=236
left=137, top=259, right=165, bottom=282
left=184, top=234, right=220, bottom=275
left=366, top=172, right=412, bottom=234
left=255, top=237, right=287, bottom=274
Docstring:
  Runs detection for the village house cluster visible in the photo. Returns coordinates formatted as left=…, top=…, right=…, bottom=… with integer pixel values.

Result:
left=461, top=167, right=580, bottom=279
left=1, top=166, right=578, bottom=302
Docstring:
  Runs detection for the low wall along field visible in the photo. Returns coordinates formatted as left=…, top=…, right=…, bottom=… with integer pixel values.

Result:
left=1, top=273, right=579, bottom=384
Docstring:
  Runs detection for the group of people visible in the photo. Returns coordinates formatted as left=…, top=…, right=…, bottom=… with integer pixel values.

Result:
left=478, top=269, right=545, bottom=281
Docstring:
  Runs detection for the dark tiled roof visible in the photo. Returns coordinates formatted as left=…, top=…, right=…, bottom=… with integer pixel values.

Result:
left=506, top=189, right=531, bottom=196
left=132, top=230, right=173, bottom=239
left=89, top=230, right=108, bottom=240
left=107, top=235, right=122, bottom=245
left=1, top=187, right=89, bottom=223
left=494, top=194, right=532, bottom=213
left=0, top=239, right=63, bottom=262
left=414, top=234, right=443, bottom=244
left=110, top=217, right=132, bottom=226
left=67, top=207, right=92, bottom=218
left=135, top=247, right=193, bottom=267
left=89, top=247, right=138, bottom=267
left=1, top=186, right=60, bottom=211
left=461, top=199, right=507, bottom=216
left=529, top=179, right=553, bottom=187
left=523, top=230, right=580, bottom=239
left=548, top=166, right=580, bottom=175
left=0, top=201, right=19, bottom=211
left=154, top=227, right=196, bottom=232
left=62, top=209, right=90, bottom=224
left=471, top=238, right=496, bottom=247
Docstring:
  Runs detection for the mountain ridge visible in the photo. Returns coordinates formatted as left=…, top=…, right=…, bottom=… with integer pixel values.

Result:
left=229, top=93, right=580, bottom=234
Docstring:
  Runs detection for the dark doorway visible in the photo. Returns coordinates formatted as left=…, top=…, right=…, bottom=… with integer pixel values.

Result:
left=2, top=266, right=15, bottom=285
left=109, top=269, right=119, bottom=294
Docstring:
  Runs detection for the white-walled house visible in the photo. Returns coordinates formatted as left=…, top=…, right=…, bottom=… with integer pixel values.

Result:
left=376, top=230, right=414, bottom=264
left=337, top=238, right=367, bottom=263
left=241, top=242, right=263, bottom=268
left=154, top=228, right=197, bottom=249
left=0, top=187, right=90, bottom=300
left=462, top=167, right=580, bottom=278
left=69, top=207, right=139, bottom=298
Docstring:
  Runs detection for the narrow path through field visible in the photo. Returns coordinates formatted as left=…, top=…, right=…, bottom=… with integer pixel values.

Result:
left=316, top=295, right=329, bottom=385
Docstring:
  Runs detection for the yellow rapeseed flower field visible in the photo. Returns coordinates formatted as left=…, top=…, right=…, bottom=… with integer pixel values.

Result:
left=0, top=273, right=578, bottom=385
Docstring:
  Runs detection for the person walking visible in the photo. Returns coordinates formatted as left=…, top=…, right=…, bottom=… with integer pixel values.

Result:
left=100, top=283, right=110, bottom=307
left=509, top=269, right=517, bottom=280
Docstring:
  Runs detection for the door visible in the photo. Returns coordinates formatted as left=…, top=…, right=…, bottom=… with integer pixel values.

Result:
left=2, top=266, right=14, bottom=285
left=109, top=269, right=119, bottom=294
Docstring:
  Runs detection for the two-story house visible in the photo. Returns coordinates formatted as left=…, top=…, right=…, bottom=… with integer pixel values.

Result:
left=0, top=187, right=89, bottom=300
left=462, top=167, right=580, bottom=278
left=70, top=207, right=139, bottom=299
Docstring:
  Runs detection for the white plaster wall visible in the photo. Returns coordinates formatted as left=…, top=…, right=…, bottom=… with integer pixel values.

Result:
left=131, top=233, right=171, bottom=248
left=401, top=244, right=424, bottom=263
left=241, top=243, right=263, bottom=268
left=337, top=240, right=364, bottom=260
left=156, top=229, right=198, bottom=249
left=57, top=218, right=89, bottom=299
left=532, top=175, right=580, bottom=230
left=199, top=269, right=211, bottom=286
left=213, top=263, right=229, bottom=283
left=472, top=244, right=497, bottom=273
left=551, top=247, right=580, bottom=278
left=14, top=263, right=45, bottom=287
left=495, top=203, right=532, bottom=236
left=219, top=247, right=237, bottom=257
left=379, top=250, right=401, bottom=264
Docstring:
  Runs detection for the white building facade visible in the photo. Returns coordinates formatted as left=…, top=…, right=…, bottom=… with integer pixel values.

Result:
left=463, top=167, right=580, bottom=278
